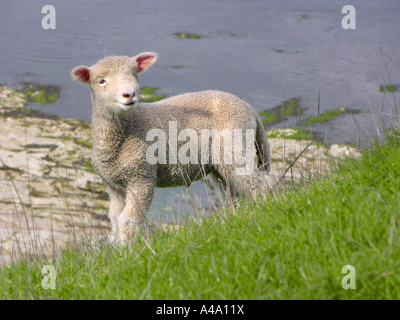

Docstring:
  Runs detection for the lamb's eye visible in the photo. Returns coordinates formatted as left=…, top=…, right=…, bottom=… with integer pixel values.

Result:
left=99, top=79, right=107, bottom=86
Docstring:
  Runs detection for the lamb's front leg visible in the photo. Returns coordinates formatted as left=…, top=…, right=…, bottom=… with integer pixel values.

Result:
left=107, top=185, right=126, bottom=240
left=118, top=180, right=155, bottom=243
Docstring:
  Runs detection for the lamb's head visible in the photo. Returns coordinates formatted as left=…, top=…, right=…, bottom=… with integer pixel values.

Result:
left=71, top=52, right=158, bottom=113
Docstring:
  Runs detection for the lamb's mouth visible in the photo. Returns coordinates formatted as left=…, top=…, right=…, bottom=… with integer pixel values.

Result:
left=120, top=100, right=137, bottom=107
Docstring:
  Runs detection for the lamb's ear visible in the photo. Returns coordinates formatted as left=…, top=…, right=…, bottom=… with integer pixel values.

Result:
left=71, top=65, right=91, bottom=84
left=132, top=52, right=158, bottom=73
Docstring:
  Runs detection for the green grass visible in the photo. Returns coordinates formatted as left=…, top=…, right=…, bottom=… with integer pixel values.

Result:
left=1, top=136, right=400, bottom=299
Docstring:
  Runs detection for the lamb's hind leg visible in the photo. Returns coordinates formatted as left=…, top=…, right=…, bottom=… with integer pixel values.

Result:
left=216, top=164, right=270, bottom=202
left=235, top=169, right=271, bottom=201
left=118, top=180, right=155, bottom=243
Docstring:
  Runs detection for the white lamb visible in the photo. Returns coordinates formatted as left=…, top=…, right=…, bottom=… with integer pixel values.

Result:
left=71, top=52, right=272, bottom=243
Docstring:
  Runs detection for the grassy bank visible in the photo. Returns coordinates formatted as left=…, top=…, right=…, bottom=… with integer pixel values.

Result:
left=1, top=135, right=400, bottom=299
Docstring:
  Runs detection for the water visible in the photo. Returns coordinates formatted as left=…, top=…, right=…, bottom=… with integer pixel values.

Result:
left=1, top=0, right=399, bottom=221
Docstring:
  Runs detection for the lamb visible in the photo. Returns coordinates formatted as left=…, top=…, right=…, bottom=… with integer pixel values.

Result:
left=71, top=52, right=272, bottom=243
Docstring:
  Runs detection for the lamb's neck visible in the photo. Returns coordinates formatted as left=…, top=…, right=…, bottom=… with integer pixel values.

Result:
left=91, top=103, right=129, bottom=161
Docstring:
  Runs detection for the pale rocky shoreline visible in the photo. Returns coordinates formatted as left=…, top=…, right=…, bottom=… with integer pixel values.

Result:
left=0, top=86, right=360, bottom=265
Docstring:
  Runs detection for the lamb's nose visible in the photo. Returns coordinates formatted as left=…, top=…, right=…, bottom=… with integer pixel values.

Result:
left=122, top=92, right=135, bottom=99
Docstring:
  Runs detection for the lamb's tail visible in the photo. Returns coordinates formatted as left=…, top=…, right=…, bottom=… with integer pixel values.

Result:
left=255, top=116, right=271, bottom=173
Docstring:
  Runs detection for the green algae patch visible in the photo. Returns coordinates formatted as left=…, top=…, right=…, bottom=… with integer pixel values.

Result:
left=21, top=83, right=61, bottom=104
left=174, top=32, right=201, bottom=40
left=74, top=139, right=93, bottom=149
left=259, top=111, right=277, bottom=125
left=259, top=98, right=306, bottom=126
left=267, top=128, right=311, bottom=140
left=280, top=98, right=304, bottom=117
left=303, top=108, right=346, bottom=125
left=30, top=188, right=48, bottom=198
left=0, top=165, right=24, bottom=174
left=140, top=87, right=167, bottom=103
left=379, top=85, right=398, bottom=93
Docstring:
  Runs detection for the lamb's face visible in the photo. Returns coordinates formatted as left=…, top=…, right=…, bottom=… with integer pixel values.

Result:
left=90, top=57, right=140, bottom=112
left=72, top=52, right=158, bottom=114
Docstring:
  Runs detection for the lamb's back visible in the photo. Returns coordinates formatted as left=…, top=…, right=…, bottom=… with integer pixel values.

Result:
left=132, top=90, right=253, bottom=134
